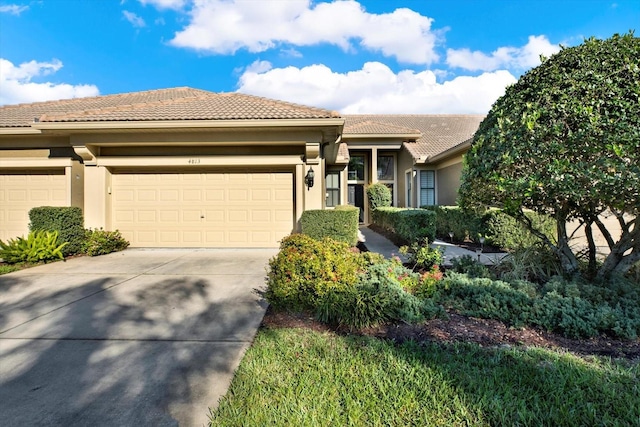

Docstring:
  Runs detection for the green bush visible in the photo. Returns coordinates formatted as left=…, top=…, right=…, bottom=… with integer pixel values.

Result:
left=400, top=238, right=443, bottom=271
left=266, top=234, right=365, bottom=310
left=372, top=207, right=436, bottom=244
left=435, top=273, right=640, bottom=340
left=422, top=206, right=483, bottom=242
left=83, top=228, right=130, bottom=256
left=483, top=209, right=556, bottom=251
left=366, top=183, right=392, bottom=210
left=316, top=258, right=443, bottom=329
left=300, top=206, right=359, bottom=246
left=29, top=206, right=84, bottom=256
left=450, top=255, right=492, bottom=279
left=423, top=206, right=556, bottom=249
left=0, top=230, right=67, bottom=264
left=494, top=244, right=563, bottom=283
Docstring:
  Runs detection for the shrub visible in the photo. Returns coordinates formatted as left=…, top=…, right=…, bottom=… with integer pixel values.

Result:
left=366, top=183, right=392, bottom=210
left=29, top=206, right=84, bottom=256
left=422, top=206, right=556, bottom=249
left=266, top=234, right=365, bottom=310
left=0, top=230, right=67, bottom=264
left=400, top=238, right=443, bottom=271
left=435, top=273, right=640, bottom=340
left=83, top=228, right=130, bottom=256
left=372, top=207, right=436, bottom=244
left=316, top=258, right=443, bottom=329
left=483, top=209, right=556, bottom=251
left=422, top=206, right=483, bottom=242
left=450, top=255, right=492, bottom=279
left=494, top=244, right=563, bottom=283
left=300, top=206, right=359, bottom=246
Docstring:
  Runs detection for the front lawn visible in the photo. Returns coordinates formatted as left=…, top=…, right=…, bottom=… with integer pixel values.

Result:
left=210, top=326, right=639, bottom=426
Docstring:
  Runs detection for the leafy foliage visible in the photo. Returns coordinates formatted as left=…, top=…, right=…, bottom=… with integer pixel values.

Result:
left=265, top=234, right=365, bottom=311
left=266, top=235, right=442, bottom=329
left=29, top=206, right=84, bottom=256
left=450, top=255, right=492, bottom=279
left=0, top=230, right=67, bottom=264
left=436, top=272, right=640, bottom=339
left=400, top=238, right=443, bottom=271
left=460, top=33, right=640, bottom=279
left=372, top=207, right=436, bottom=243
left=366, top=183, right=392, bottom=210
left=83, top=228, right=130, bottom=256
left=300, top=206, right=359, bottom=246
left=423, top=206, right=555, bottom=250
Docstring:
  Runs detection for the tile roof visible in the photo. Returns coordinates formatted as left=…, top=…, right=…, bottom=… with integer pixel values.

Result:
left=343, top=120, right=421, bottom=136
left=0, top=87, right=341, bottom=127
left=344, top=114, right=485, bottom=160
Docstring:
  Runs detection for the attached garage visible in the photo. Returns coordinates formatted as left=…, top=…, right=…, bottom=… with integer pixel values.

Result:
left=111, top=170, right=294, bottom=248
left=0, top=169, right=68, bottom=241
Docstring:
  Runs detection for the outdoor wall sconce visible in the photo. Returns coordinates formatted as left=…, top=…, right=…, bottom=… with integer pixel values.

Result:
left=305, top=167, right=315, bottom=189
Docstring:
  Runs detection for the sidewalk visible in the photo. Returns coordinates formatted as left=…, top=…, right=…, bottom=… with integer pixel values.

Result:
left=359, top=226, right=507, bottom=266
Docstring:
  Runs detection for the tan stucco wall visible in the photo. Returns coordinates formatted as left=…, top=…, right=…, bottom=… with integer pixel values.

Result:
left=397, top=149, right=415, bottom=207
left=436, top=161, right=463, bottom=206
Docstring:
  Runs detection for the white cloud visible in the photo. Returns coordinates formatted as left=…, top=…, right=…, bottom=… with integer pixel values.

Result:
left=170, top=0, right=439, bottom=64
left=446, top=35, right=561, bottom=71
left=236, top=61, right=517, bottom=114
left=0, top=4, right=28, bottom=15
left=138, top=0, right=187, bottom=9
left=0, top=58, right=99, bottom=105
left=123, top=10, right=146, bottom=27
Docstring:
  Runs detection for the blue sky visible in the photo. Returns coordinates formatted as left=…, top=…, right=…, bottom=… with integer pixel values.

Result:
left=1, top=0, right=638, bottom=113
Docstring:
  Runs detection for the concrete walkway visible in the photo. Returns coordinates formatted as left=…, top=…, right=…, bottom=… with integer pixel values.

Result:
left=359, top=226, right=507, bottom=266
left=0, top=248, right=276, bottom=427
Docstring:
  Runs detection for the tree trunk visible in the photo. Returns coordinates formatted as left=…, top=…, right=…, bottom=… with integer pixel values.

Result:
left=556, top=220, right=580, bottom=277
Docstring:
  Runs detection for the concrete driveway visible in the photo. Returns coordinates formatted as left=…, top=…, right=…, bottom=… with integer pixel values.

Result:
left=0, top=248, right=277, bottom=426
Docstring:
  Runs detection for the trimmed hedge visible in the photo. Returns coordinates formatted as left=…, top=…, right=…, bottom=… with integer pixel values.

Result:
left=29, top=206, right=84, bottom=256
left=422, top=206, right=483, bottom=242
left=372, top=207, right=436, bottom=244
left=422, top=206, right=556, bottom=251
left=366, top=183, right=392, bottom=210
left=300, top=205, right=359, bottom=246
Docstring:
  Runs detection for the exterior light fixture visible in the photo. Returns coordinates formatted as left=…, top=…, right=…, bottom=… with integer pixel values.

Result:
left=305, top=167, right=315, bottom=189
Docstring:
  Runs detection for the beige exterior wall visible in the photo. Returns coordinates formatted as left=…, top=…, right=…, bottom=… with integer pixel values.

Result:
left=436, top=161, right=463, bottom=206
left=397, top=149, right=415, bottom=207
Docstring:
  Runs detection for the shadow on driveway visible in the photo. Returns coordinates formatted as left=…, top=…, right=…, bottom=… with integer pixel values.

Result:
left=0, top=249, right=275, bottom=426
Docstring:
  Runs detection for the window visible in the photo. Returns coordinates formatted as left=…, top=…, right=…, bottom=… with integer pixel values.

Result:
left=326, top=172, right=340, bottom=207
left=348, top=155, right=365, bottom=181
left=377, top=155, right=394, bottom=181
left=420, top=170, right=435, bottom=206
left=377, top=154, right=395, bottom=205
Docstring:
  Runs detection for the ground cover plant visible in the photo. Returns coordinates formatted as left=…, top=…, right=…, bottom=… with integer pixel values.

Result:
left=210, top=326, right=640, bottom=426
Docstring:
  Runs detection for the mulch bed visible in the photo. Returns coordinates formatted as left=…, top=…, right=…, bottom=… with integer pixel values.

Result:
left=262, top=306, right=640, bottom=360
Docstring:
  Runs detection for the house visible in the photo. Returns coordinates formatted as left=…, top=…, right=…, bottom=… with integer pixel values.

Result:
left=0, top=88, right=483, bottom=248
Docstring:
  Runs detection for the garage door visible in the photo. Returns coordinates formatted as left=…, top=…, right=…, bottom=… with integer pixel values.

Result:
left=111, top=171, right=293, bottom=248
left=0, top=170, right=68, bottom=241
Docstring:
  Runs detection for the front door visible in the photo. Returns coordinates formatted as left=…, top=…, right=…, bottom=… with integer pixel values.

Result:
left=348, top=184, right=365, bottom=222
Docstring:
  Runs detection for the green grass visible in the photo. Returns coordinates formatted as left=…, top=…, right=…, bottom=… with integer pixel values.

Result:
left=0, top=264, right=22, bottom=275
left=210, top=327, right=640, bottom=426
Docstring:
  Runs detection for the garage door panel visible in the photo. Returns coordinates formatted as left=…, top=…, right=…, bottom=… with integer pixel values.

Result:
left=0, top=171, right=68, bottom=241
left=112, top=171, right=293, bottom=248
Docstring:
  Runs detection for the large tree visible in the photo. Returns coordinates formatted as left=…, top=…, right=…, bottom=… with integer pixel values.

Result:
left=460, top=33, right=640, bottom=280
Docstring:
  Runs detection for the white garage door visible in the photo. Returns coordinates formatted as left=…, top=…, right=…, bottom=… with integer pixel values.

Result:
left=111, top=171, right=294, bottom=248
left=0, top=170, right=68, bottom=241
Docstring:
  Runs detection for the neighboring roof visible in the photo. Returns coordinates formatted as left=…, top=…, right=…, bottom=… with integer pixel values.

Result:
left=0, top=87, right=341, bottom=128
left=343, top=120, right=421, bottom=137
left=344, top=114, right=485, bottom=161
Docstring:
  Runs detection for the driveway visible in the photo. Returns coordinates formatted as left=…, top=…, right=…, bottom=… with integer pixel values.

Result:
left=0, top=248, right=277, bottom=426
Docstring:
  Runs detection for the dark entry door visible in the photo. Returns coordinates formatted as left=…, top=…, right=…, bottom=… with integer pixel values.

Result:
left=348, top=184, right=365, bottom=222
